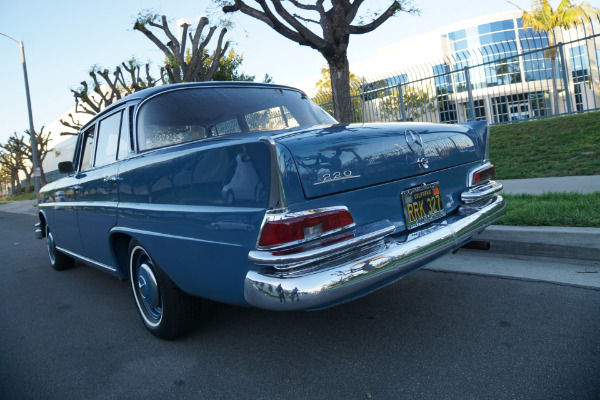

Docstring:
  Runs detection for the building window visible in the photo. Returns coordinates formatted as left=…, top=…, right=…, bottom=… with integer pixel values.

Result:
left=438, top=94, right=457, bottom=124
left=573, top=84, right=584, bottom=112
left=433, top=64, right=452, bottom=92
left=519, top=19, right=553, bottom=82
left=462, top=99, right=486, bottom=121
left=492, top=92, right=549, bottom=123
left=570, top=45, right=589, bottom=83
left=447, top=19, right=521, bottom=91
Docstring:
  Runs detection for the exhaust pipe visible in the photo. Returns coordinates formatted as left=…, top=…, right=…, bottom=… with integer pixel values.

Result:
left=461, top=240, right=491, bottom=251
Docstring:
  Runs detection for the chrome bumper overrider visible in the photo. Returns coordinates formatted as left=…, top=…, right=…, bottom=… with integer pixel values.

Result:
left=244, top=195, right=506, bottom=311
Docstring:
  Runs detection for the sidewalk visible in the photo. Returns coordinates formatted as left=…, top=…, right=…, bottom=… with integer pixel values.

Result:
left=0, top=199, right=37, bottom=216
left=497, top=175, right=600, bottom=195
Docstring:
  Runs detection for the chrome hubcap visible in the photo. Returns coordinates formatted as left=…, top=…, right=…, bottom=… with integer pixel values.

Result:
left=131, top=246, right=163, bottom=324
left=46, top=230, right=56, bottom=264
left=138, top=262, right=159, bottom=309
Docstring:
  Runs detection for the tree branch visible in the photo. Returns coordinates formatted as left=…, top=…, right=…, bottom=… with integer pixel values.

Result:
left=349, top=1, right=416, bottom=34
left=293, top=14, right=320, bottom=24
left=288, top=0, right=319, bottom=11
left=269, top=0, right=327, bottom=48
left=224, top=0, right=318, bottom=47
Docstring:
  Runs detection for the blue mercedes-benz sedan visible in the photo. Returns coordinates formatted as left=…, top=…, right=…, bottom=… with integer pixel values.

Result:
left=36, top=82, right=505, bottom=339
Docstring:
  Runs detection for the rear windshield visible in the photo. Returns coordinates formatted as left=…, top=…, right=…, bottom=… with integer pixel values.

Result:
left=137, top=87, right=336, bottom=151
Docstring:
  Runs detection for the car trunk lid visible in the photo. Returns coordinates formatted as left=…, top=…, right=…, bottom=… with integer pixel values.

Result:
left=276, top=122, right=484, bottom=198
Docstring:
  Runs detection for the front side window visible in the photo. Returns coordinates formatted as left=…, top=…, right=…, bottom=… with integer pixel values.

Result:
left=94, top=111, right=123, bottom=167
left=137, top=87, right=336, bottom=151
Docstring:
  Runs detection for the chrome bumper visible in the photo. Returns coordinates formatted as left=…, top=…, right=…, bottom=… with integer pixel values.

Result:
left=35, top=222, right=44, bottom=240
left=244, top=195, right=506, bottom=311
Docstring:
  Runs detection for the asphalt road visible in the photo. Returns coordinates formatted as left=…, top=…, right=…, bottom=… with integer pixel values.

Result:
left=1, top=211, right=599, bottom=400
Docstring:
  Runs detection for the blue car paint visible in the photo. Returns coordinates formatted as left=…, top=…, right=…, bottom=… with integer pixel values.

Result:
left=38, top=82, right=499, bottom=311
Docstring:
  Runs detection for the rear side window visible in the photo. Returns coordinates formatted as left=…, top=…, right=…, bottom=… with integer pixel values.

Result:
left=117, top=107, right=132, bottom=160
left=245, top=106, right=299, bottom=131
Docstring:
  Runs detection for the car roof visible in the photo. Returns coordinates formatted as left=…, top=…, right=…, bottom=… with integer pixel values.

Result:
left=81, top=81, right=304, bottom=131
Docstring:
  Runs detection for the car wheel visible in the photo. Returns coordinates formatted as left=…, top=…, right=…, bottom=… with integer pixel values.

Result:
left=128, top=239, right=199, bottom=340
left=46, top=225, right=74, bottom=271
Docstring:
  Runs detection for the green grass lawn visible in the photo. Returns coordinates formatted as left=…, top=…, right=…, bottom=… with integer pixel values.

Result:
left=0, top=192, right=36, bottom=204
left=490, top=111, right=600, bottom=180
left=489, top=111, right=600, bottom=227
left=498, top=192, right=600, bottom=228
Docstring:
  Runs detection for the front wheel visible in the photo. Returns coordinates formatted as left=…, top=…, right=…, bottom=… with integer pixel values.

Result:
left=46, top=225, right=74, bottom=271
left=128, top=240, right=199, bottom=340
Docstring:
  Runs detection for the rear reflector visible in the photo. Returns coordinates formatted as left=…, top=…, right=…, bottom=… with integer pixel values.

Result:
left=471, top=164, right=495, bottom=186
left=258, top=209, right=354, bottom=248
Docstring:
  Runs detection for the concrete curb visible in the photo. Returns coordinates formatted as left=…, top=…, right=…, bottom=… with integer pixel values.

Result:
left=476, top=225, right=600, bottom=262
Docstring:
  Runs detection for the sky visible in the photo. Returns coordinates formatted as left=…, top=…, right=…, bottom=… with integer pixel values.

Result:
left=0, top=0, right=539, bottom=145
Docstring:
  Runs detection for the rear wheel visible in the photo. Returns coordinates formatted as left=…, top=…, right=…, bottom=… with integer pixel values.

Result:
left=128, top=240, right=199, bottom=340
left=46, top=225, right=74, bottom=271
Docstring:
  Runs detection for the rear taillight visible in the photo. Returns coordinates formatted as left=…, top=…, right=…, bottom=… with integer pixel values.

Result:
left=469, top=163, right=495, bottom=187
left=258, top=208, right=354, bottom=248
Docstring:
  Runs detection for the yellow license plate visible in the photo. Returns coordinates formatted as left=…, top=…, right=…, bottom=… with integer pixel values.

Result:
left=401, top=182, right=446, bottom=230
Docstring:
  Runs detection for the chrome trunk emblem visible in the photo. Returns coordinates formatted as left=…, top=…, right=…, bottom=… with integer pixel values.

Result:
left=405, top=129, right=424, bottom=153
left=405, top=130, right=428, bottom=169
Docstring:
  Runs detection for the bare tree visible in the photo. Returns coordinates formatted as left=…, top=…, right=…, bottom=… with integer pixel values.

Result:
left=60, top=59, right=164, bottom=135
left=0, top=147, right=22, bottom=195
left=61, top=13, right=230, bottom=135
left=133, top=12, right=229, bottom=83
left=222, top=0, right=418, bottom=123
left=0, top=164, right=11, bottom=195
left=21, top=127, right=53, bottom=186
left=0, top=128, right=53, bottom=192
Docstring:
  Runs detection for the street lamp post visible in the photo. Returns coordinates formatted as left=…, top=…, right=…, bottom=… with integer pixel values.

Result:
left=1, top=32, right=41, bottom=197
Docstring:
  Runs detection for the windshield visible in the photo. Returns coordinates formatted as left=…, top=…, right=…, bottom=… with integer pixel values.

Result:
left=137, top=86, right=336, bottom=151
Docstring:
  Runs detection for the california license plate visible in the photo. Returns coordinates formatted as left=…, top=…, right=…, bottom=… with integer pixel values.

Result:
left=401, top=182, right=446, bottom=230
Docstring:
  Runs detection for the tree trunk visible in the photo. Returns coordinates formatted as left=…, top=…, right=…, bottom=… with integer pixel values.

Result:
left=328, top=56, right=354, bottom=123
left=24, top=175, right=31, bottom=194
left=37, top=157, right=47, bottom=186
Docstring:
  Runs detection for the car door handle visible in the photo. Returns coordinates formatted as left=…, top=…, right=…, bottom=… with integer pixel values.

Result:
left=103, top=176, right=123, bottom=184
left=69, top=185, right=83, bottom=191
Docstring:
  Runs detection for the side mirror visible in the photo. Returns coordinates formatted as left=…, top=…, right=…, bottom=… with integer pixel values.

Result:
left=58, top=161, right=74, bottom=174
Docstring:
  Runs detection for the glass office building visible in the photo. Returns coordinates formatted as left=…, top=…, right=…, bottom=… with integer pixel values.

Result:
left=354, top=10, right=599, bottom=125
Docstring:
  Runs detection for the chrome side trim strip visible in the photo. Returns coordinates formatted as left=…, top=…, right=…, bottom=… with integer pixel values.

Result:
left=244, top=195, right=505, bottom=311
left=55, top=246, right=117, bottom=272
left=109, top=227, right=244, bottom=247
left=119, top=203, right=263, bottom=214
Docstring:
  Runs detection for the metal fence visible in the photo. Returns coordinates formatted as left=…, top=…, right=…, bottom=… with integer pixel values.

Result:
left=314, top=19, right=600, bottom=125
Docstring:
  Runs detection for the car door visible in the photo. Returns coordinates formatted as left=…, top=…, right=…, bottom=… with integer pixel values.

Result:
left=49, top=127, right=95, bottom=257
left=77, top=108, right=130, bottom=269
